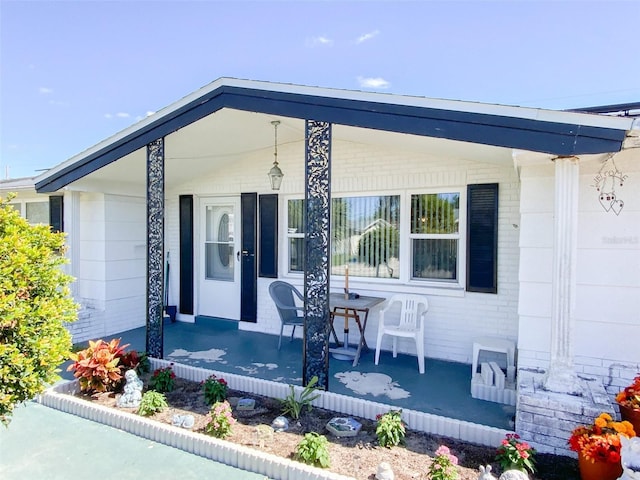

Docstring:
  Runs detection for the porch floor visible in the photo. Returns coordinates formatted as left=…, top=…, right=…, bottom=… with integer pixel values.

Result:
left=67, top=317, right=515, bottom=430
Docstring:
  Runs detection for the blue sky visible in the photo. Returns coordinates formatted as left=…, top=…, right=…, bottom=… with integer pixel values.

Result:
left=2, top=0, right=639, bottom=179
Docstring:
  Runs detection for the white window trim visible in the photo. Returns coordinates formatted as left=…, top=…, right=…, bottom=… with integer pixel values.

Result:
left=280, top=188, right=468, bottom=296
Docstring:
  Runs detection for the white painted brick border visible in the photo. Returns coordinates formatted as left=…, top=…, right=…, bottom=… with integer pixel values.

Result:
left=38, top=358, right=509, bottom=480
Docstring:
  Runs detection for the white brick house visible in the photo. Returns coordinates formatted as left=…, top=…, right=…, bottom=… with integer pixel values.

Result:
left=5, top=79, right=639, bottom=453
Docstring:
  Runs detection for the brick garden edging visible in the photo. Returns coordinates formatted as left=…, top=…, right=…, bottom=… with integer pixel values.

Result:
left=37, top=358, right=510, bottom=480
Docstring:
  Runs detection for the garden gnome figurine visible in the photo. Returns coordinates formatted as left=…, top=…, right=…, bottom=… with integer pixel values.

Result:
left=619, top=436, right=640, bottom=480
left=375, top=461, right=394, bottom=480
left=117, top=369, right=143, bottom=408
left=477, top=465, right=497, bottom=480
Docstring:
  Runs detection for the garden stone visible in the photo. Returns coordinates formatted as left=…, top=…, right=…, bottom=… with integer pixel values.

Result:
left=271, top=416, right=289, bottom=432
left=116, top=370, right=143, bottom=408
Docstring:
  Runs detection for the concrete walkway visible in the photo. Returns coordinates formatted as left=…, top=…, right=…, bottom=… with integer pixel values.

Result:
left=0, top=402, right=266, bottom=480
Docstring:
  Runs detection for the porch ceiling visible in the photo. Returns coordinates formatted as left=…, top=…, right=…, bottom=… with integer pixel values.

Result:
left=65, top=107, right=515, bottom=194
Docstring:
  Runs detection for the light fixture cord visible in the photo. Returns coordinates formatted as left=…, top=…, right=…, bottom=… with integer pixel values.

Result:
left=273, top=122, right=278, bottom=164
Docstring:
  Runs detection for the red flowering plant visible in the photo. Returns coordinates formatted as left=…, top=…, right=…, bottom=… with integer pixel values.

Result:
left=495, top=433, right=536, bottom=474
left=568, top=412, right=636, bottom=464
left=148, top=364, right=176, bottom=393
left=202, top=374, right=228, bottom=405
left=616, top=374, right=640, bottom=410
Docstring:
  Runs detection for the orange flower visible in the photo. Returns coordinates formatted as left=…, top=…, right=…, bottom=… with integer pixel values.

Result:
left=568, top=412, right=636, bottom=464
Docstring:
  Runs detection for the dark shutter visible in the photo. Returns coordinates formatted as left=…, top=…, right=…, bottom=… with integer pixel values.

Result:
left=241, top=193, right=257, bottom=322
left=259, top=194, right=278, bottom=278
left=466, top=183, right=498, bottom=293
left=49, top=196, right=64, bottom=232
left=178, top=195, right=194, bottom=315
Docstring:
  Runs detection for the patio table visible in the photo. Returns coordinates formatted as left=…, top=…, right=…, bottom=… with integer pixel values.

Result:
left=328, top=293, right=385, bottom=367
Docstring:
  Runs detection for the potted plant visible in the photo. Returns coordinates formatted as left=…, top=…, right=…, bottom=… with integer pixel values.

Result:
left=568, top=412, right=636, bottom=480
left=616, top=373, right=640, bottom=433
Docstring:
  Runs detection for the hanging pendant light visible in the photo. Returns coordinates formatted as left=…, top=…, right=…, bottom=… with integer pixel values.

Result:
left=268, top=120, right=284, bottom=190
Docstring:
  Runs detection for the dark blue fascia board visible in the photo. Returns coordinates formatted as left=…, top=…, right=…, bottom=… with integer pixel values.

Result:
left=36, top=84, right=627, bottom=193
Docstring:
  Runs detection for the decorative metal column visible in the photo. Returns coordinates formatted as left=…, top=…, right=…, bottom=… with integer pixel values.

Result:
left=543, top=156, right=582, bottom=395
left=146, top=138, right=165, bottom=359
left=303, top=120, right=331, bottom=390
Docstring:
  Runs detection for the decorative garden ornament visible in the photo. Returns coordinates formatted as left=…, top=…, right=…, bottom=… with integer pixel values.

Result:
left=619, top=436, right=640, bottom=480
left=477, top=465, right=497, bottom=480
left=116, top=369, right=143, bottom=408
left=499, top=469, right=529, bottom=480
left=375, top=461, right=394, bottom=480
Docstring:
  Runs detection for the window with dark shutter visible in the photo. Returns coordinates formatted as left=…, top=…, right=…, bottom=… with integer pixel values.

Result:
left=179, top=195, right=194, bottom=314
left=466, top=183, right=498, bottom=293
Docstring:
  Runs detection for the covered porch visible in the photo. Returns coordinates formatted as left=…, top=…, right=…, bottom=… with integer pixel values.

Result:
left=63, top=317, right=515, bottom=431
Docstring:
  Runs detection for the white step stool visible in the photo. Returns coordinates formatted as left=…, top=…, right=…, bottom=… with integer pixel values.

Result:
left=471, top=336, right=516, bottom=376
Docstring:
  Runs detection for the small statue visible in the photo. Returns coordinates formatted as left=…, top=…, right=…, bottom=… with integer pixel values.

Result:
left=499, top=470, right=529, bottom=480
left=619, top=436, right=640, bottom=480
left=116, top=369, right=143, bottom=408
left=478, top=465, right=497, bottom=480
left=375, top=462, right=394, bottom=480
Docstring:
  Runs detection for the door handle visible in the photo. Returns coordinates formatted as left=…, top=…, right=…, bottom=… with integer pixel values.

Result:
left=237, top=251, right=241, bottom=261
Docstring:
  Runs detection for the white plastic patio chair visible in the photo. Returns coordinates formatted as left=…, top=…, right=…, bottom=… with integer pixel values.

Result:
left=374, top=294, right=429, bottom=374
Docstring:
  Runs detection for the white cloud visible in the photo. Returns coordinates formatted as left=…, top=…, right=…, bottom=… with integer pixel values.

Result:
left=39, top=87, right=53, bottom=94
left=306, top=35, right=333, bottom=47
left=356, top=30, right=380, bottom=44
left=357, top=76, right=391, bottom=89
left=48, top=99, right=68, bottom=107
left=104, top=112, right=131, bottom=119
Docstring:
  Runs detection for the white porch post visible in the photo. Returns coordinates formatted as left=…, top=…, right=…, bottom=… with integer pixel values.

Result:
left=543, top=156, right=583, bottom=395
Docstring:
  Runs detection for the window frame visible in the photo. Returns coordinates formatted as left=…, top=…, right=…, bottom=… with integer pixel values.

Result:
left=281, top=187, right=467, bottom=292
left=405, top=188, right=466, bottom=288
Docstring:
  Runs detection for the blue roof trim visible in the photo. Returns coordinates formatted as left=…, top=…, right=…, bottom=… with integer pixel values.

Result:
left=36, top=84, right=628, bottom=193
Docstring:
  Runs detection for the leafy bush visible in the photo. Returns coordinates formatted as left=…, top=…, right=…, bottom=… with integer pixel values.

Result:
left=376, top=409, right=406, bottom=447
left=0, top=195, right=78, bottom=425
left=137, top=391, right=168, bottom=416
left=280, top=375, right=320, bottom=420
left=119, top=350, right=150, bottom=376
left=204, top=401, right=236, bottom=439
left=148, top=366, right=176, bottom=393
left=67, top=338, right=129, bottom=393
left=295, top=432, right=331, bottom=468
left=202, top=374, right=228, bottom=405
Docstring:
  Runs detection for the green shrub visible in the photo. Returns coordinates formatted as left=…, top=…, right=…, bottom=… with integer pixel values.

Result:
left=0, top=195, right=78, bottom=425
left=67, top=338, right=129, bottom=393
left=295, top=432, right=331, bottom=468
left=137, top=391, right=168, bottom=416
left=119, top=350, right=150, bottom=376
left=148, top=366, right=176, bottom=393
left=376, top=410, right=406, bottom=447
left=280, top=375, right=320, bottom=420
left=202, top=374, right=228, bottom=405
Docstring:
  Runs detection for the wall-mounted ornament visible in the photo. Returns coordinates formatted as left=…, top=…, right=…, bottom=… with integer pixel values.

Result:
left=591, top=154, right=628, bottom=216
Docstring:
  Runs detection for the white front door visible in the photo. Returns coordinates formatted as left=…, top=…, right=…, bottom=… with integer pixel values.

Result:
left=198, top=197, right=241, bottom=319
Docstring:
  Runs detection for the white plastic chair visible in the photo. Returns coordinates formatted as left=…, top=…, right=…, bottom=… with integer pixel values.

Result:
left=374, top=294, right=429, bottom=374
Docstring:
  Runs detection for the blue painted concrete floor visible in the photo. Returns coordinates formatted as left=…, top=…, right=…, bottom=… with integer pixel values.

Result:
left=65, top=317, right=515, bottom=430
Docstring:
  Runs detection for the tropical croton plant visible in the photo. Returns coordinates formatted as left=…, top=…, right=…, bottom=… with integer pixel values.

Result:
left=616, top=374, right=640, bottom=410
left=568, top=412, right=636, bottom=464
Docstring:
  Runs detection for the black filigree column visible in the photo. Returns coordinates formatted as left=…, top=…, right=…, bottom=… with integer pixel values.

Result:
left=146, top=138, right=165, bottom=358
left=303, top=120, right=331, bottom=390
